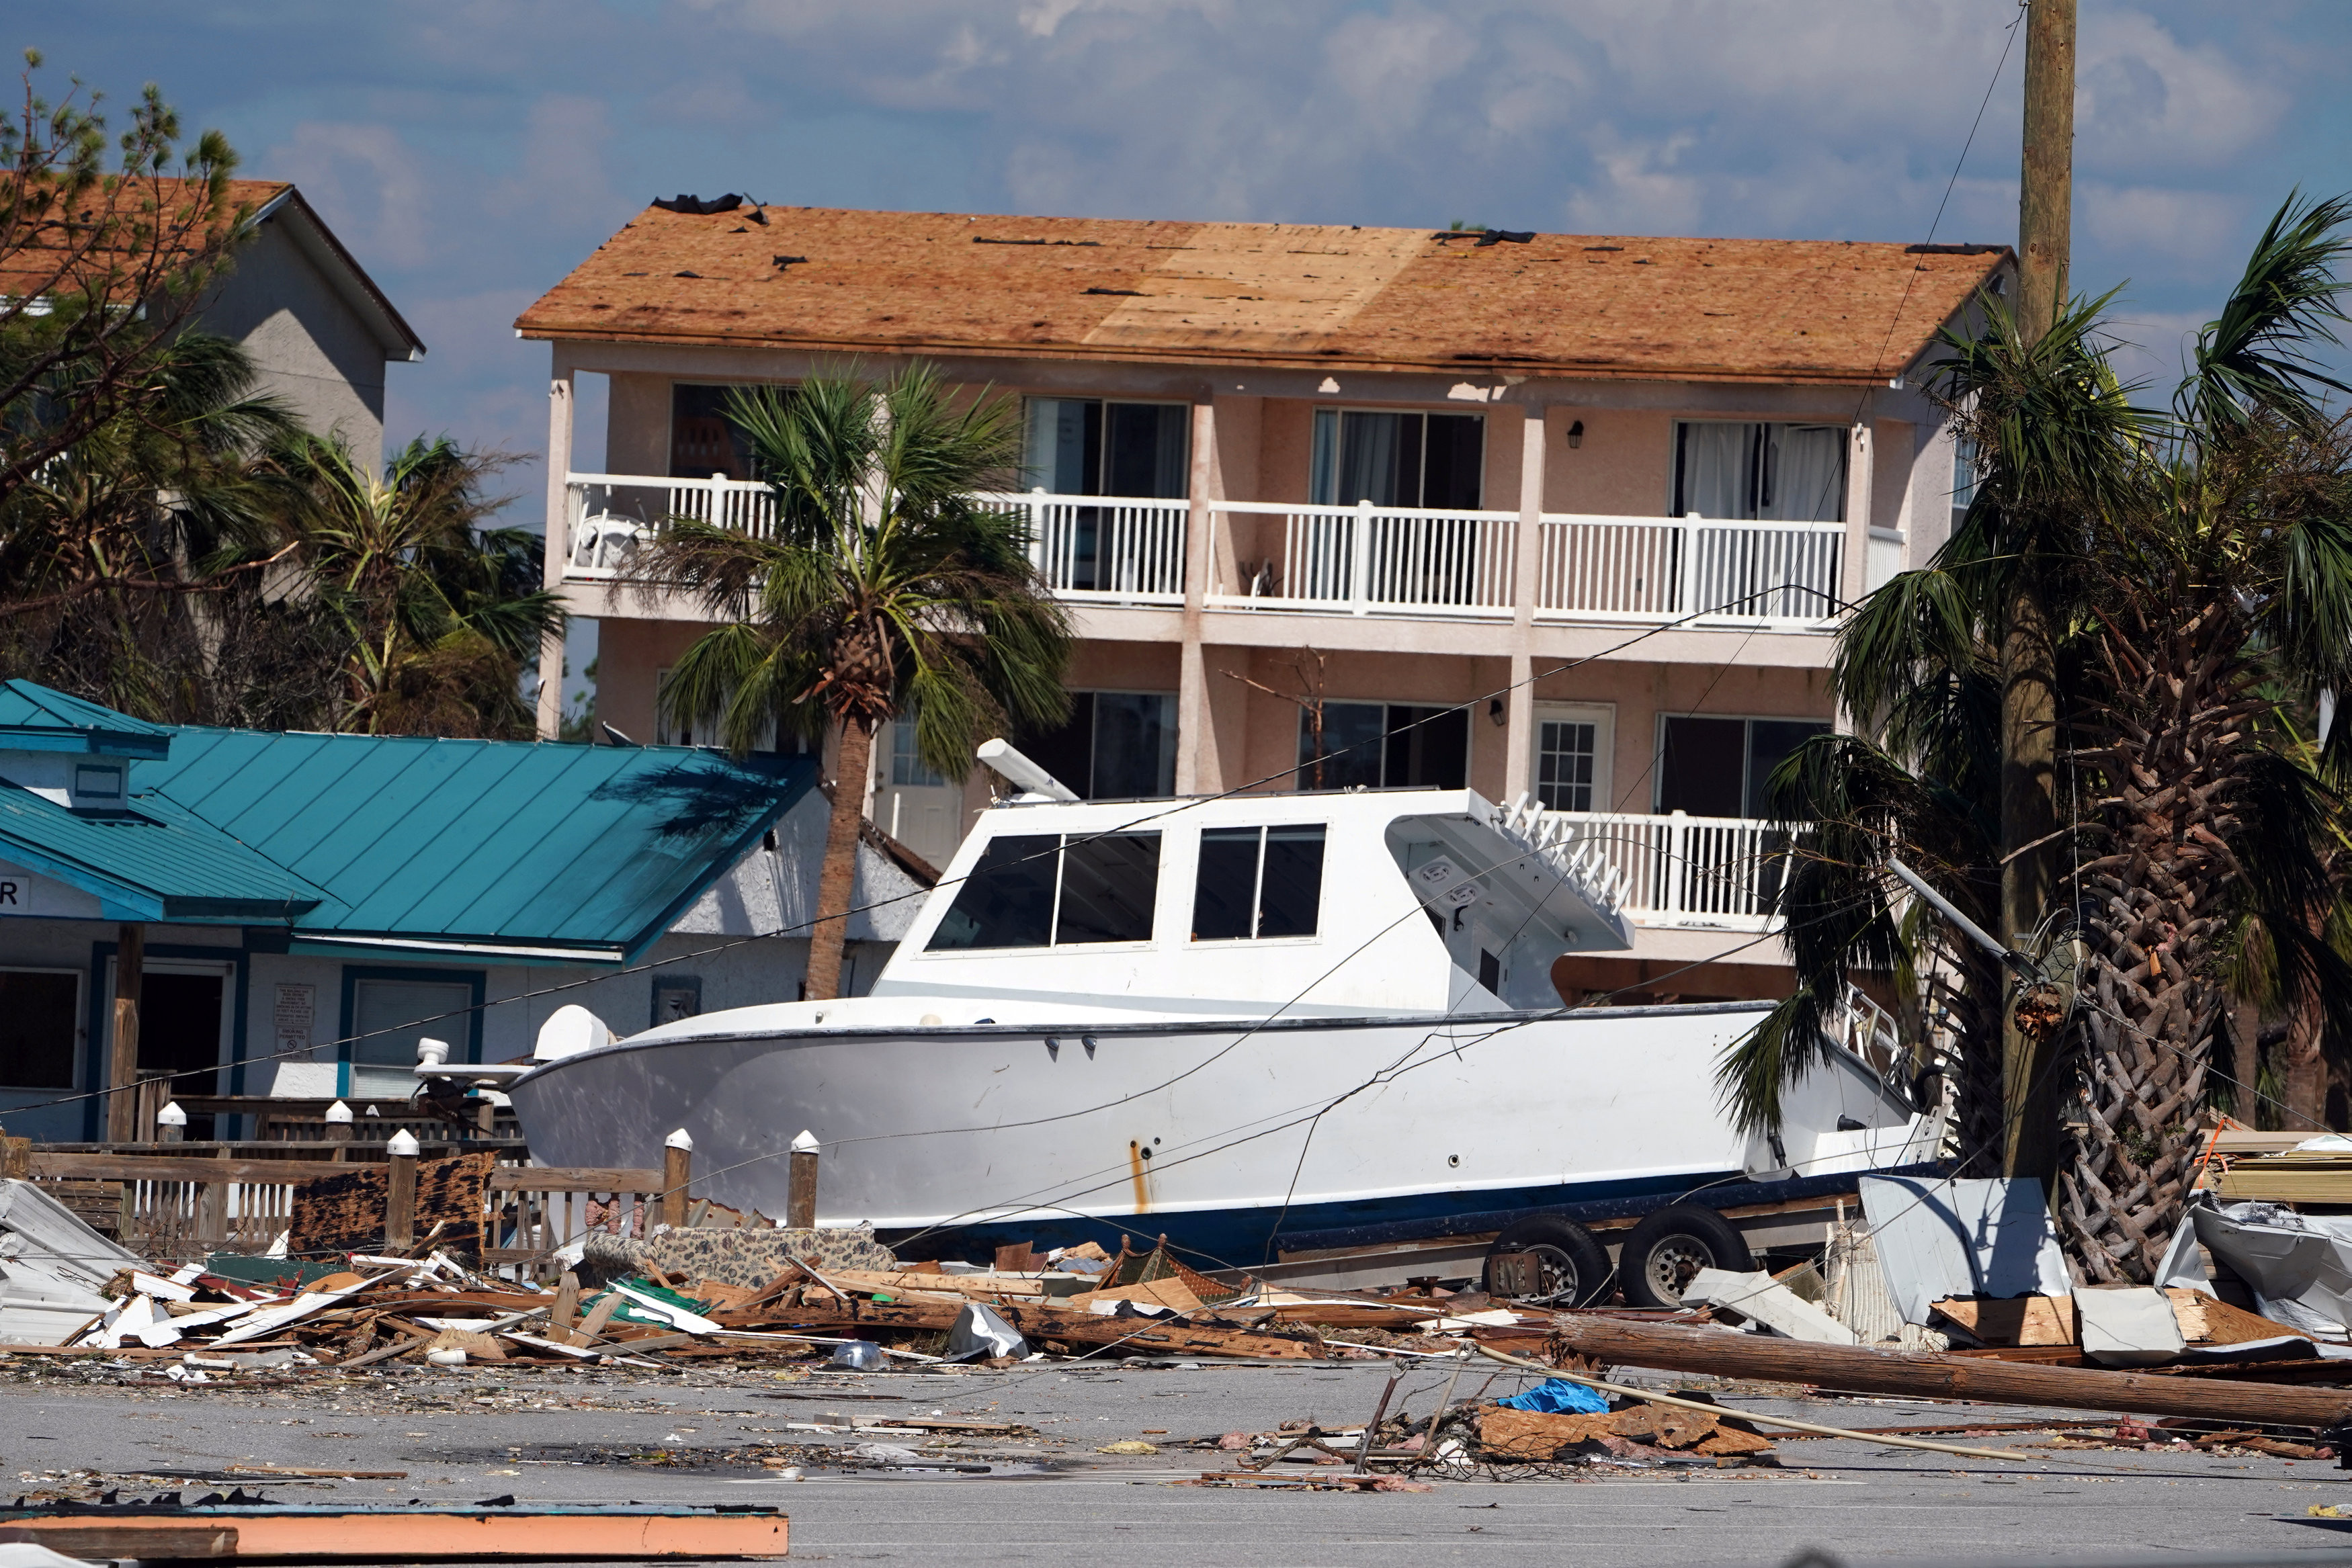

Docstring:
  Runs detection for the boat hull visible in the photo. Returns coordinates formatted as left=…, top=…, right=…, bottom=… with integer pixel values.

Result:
left=510, top=999, right=1913, bottom=1268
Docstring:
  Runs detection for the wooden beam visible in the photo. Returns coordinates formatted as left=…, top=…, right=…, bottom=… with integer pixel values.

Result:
left=1541, top=1313, right=2352, bottom=1428
left=106, top=923, right=144, bottom=1143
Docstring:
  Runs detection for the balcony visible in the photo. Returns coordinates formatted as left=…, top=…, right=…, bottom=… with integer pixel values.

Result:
left=559, top=477, right=1845, bottom=631
left=1542, top=810, right=1784, bottom=932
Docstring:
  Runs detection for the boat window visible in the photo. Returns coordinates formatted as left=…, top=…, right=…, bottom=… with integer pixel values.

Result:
left=928, top=832, right=1162, bottom=950
left=1190, top=824, right=1325, bottom=941
left=1054, top=833, right=1161, bottom=944
left=929, top=834, right=1058, bottom=949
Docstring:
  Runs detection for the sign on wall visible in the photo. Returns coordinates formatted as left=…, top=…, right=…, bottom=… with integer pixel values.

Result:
left=274, top=983, right=317, bottom=1061
left=0, top=859, right=103, bottom=919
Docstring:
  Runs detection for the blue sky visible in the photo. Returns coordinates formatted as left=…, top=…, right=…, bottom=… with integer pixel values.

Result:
left=32, top=2, right=2352, bottom=691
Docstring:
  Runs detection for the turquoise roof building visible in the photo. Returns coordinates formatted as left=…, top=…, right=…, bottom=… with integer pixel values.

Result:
left=0, top=683, right=918, bottom=1142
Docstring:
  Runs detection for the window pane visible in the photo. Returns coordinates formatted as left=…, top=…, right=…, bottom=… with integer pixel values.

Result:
left=352, top=979, right=472, bottom=1098
left=1674, top=422, right=1757, bottom=519
left=1103, top=404, right=1188, bottom=498
left=1384, top=704, right=1469, bottom=789
left=1310, top=408, right=1340, bottom=505
left=1091, top=692, right=1177, bottom=798
left=1422, top=415, right=1484, bottom=509
left=671, top=384, right=766, bottom=480
left=1536, top=720, right=1597, bottom=812
left=1760, top=425, right=1847, bottom=523
left=1019, top=693, right=1095, bottom=799
left=1056, top=832, right=1161, bottom=943
left=1300, top=701, right=1384, bottom=789
left=1337, top=412, right=1408, bottom=507
left=1657, top=716, right=1745, bottom=817
left=1191, top=828, right=1259, bottom=941
left=1257, top=825, right=1327, bottom=937
left=928, top=834, right=1058, bottom=949
left=1746, top=720, right=1831, bottom=820
left=1023, top=398, right=1101, bottom=494
left=0, top=971, right=77, bottom=1088
left=891, top=723, right=946, bottom=788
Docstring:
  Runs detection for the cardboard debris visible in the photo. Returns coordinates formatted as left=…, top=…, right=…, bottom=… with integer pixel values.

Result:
left=290, top=1153, right=493, bottom=1257
left=1475, top=1403, right=1774, bottom=1462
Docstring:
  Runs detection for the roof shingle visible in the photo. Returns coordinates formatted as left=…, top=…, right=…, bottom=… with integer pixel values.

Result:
left=517, top=206, right=2011, bottom=384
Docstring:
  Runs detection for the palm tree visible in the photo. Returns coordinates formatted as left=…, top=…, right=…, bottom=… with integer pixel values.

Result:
left=640, top=362, right=1073, bottom=1001
left=1727, top=193, right=2352, bottom=1283
left=272, top=433, right=563, bottom=738
left=0, top=329, right=296, bottom=718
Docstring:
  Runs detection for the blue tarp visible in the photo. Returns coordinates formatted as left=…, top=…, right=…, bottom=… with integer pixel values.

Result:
left=1493, top=1378, right=1609, bottom=1415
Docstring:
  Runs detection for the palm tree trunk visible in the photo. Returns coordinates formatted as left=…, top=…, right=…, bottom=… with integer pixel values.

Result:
left=2281, top=977, right=2327, bottom=1133
left=805, top=716, right=874, bottom=1002
left=2232, top=998, right=2263, bottom=1126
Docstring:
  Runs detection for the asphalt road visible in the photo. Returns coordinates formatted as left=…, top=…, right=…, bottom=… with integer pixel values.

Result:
left=7, top=1354, right=2352, bottom=1568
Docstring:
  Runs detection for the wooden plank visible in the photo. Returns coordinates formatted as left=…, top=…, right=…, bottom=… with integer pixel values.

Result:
left=0, top=1522, right=237, bottom=1558
left=734, top=1297, right=1318, bottom=1358
left=32, top=1153, right=357, bottom=1182
left=1931, top=1295, right=2077, bottom=1346
left=821, top=1268, right=1048, bottom=1299
left=489, top=1168, right=663, bottom=1193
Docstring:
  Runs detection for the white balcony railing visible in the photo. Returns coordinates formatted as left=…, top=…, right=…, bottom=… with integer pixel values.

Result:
left=1207, top=500, right=1519, bottom=617
left=1542, top=810, right=1785, bottom=931
left=976, top=490, right=1188, bottom=605
left=1536, top=514, right=1844, bottom=627
left=558, top=475, right=1845, bottom=632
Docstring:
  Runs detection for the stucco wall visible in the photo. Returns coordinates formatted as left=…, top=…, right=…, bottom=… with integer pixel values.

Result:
left=202, top=221, right=390, bottom=457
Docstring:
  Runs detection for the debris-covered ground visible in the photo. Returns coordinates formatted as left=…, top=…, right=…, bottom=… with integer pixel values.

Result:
left=9, top=1352, right=2352, bottom=1567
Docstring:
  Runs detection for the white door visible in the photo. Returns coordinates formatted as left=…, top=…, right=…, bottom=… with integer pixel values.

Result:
left=1530, top=703, right=1615, bottom=814
left=872, top=721, right=966, bottom=869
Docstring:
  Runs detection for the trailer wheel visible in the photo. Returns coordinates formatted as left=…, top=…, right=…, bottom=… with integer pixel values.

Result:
left=1482, top=1216, right=1613, bottom=1306
left=1618, top=1204, right=1754, bottom=1309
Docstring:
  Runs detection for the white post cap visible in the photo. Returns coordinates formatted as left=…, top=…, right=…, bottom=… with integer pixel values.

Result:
left=156, top=1102, right=187, bottom=1127
left=665, top=1127, right=695, bottom=1151
left=790, top=1129, right=820, bottom=1153
left=323, top=1100, right=353, bottom=1125
left=387, top=1129, right=421, bottom=1156
left=415, top=1037, right=450, bottom=1068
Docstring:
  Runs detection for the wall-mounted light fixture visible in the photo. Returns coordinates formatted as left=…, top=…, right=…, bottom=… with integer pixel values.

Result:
left=1566, top=419, right=1585, bottom=449
left=1488, top=697, right=1507, bottom=727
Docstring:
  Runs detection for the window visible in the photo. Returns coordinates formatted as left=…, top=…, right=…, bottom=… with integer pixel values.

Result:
left=1656, top=715, right=1831, bottom=820
left=927, top=832, right=1161, bottom=950
left=1297, top=702, right=1468, bottom=791
left=1310, top=410, right=1484, bottom=509
left=1533, top=705, right=1614, bottom=812
left=1023, top=400, right=1189, bottom=498
left=1951, top=435, right=1979, bottom=531
left=351, top=977, right=476, bottom=1099
left=890, top=723, right=946, bottom=789
left=1673, top=422, right=1847, bottom=521
left=0, top=969, right=78, bottom=1088
left=669, top=384, right=776, bottom=480
left=1191, top=824, right=1326, bottom=941
left=1019, top=691, right=1177, bottom=800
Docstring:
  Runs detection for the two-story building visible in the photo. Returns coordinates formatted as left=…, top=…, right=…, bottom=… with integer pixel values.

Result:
left=517, top=205, right=2009, bottom=1008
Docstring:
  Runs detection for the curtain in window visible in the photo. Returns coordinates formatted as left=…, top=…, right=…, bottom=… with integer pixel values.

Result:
left=1337, top=412, right=1404, bottom=507
left=1676, top=423, right=1752, bottom=517
left=1761, top=425, right=1847, bottom=522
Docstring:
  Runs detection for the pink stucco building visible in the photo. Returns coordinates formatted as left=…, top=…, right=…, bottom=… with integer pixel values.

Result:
left=517, top=204, right=2011, bottom=1008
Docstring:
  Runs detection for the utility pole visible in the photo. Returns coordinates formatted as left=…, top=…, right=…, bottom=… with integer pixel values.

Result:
left=2000, top=0, right=2073, bottom=1185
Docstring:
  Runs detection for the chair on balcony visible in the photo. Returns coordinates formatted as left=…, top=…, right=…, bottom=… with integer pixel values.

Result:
left=570, top=512, right=653, bottom=573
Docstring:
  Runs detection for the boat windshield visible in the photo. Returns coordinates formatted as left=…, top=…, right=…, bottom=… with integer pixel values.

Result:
left=927, top=832, right=1161, bottom=949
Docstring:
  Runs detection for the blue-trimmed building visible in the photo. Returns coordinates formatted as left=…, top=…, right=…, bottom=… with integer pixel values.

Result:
left=0, top=683, right=925, bottom=1141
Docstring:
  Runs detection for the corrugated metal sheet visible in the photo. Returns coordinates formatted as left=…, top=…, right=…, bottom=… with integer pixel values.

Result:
left=147, top=730, right=815, bottom=959
left=516, top=205, right=2011, bottom=384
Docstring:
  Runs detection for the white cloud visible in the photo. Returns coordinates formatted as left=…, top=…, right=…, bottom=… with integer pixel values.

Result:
left=2081, top=182, right=2246, bottom=275
left=2077, top=8, right=2277, bottom=173
left=264, top=122, right=433, bottom=268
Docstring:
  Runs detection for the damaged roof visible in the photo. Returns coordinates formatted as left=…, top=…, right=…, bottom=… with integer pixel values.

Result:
left=516, top=204, right=2011, bottom=384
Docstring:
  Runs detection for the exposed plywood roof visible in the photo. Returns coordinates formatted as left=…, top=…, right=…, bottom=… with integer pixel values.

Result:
left=517, top=205, right=2010, bottom=384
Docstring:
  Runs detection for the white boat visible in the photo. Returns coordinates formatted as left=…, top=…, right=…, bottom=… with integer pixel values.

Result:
left=505, top=762, right=1928, bottom=1273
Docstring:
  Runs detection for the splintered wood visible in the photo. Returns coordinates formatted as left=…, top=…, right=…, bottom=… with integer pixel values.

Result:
left=290, top=1152, right=493, bottom=1256
left=1476, top=1405, right=1775, bottom=1462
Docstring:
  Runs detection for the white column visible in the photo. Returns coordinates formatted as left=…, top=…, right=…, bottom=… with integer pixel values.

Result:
left=1841, top=419, right=1874, bottom=618
left=1502, top=400, right=1546, bottom=803
left=535, top=369, right=575, bottom=741
left=1175, top=397, right=1218, bottom=795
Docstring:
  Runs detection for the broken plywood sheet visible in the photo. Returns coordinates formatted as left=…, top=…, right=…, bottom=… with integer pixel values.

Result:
left=1931, top=1295, right=2078, bottom=1347
left=290, top=1153, right=491, bottom=1257
left=1080, top=224, right=1431, bottom=353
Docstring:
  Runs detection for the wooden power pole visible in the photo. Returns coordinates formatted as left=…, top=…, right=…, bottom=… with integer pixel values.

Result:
left=106, top=922, right=146, bottom=1143
left=2000, top=0, right=2074, bottom=1186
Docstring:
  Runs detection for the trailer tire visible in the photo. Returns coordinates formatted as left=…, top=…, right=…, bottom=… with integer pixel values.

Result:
left=1618, top=1204, right=1754, bottom=1309
left=1482, top=1216, right=1613, bottom=1307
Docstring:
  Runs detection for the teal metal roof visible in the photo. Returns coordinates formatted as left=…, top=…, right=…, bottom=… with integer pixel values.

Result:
left=146, top=729, right=814, bottom=962
left=0, top=779, right=326, bottom=921
left=0, top=679, right=173, bottom=757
